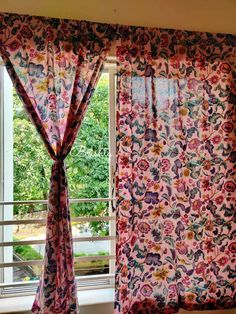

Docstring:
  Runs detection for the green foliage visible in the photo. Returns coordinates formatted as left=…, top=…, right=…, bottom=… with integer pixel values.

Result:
left=13, top=93, right=51, bottom=214
left=14, top=245, right=42, bottom=260
left=74, top=251, right=109, bottom=257
left=13, top=73, right=110, bottom=234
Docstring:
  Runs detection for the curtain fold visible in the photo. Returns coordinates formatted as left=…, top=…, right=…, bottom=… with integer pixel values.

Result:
left=0, top=12, right=116, bottom=313
left=115, top=26, right=236, bottom=313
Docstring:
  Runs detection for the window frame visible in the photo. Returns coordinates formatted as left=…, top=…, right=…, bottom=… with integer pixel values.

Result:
left=0, top=58, right=117, bottom=298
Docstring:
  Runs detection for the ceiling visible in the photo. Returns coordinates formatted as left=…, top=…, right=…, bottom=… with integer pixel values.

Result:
left=0, top=0, right=235, bottom=34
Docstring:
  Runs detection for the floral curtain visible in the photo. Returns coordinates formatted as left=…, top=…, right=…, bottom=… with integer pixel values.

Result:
left=115, top=26, right=236, bottom=313
left=0, top=13, right=116, bottom=313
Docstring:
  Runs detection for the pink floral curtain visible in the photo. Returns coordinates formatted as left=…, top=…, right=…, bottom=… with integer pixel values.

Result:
left=115, top=26, right=236, bottom=313
left=0, top=13, right=116, bottom=313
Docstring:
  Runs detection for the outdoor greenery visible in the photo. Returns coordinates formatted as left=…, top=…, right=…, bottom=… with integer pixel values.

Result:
left=13, top=73, right=110, bottom=235
left=14, top=244, right=43, bottom=261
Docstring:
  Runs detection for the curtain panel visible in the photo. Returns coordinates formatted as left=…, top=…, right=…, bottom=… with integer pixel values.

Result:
left=115, top=26, right=236, bottom=313
left=0, top=12, right=116, bottom=313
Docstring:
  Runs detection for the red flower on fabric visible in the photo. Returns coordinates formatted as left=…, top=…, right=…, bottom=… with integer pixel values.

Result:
left=222, top=122, right=234, bottom=133
left=120, top=155, right=129, bottom=167
left=204, top=238, right=215, bottom=252
left=210, top=75, right=219, bottom=84
left=188, top=138, right=201, bottom=150
left=121, top=265, right=128, bottom=277
left=224, top=181, right=236, bottom=192
left=137, top=159, right=149, bottom=171
left=218, top=256, right=228, bottom=266
left=203, top=160, right=211, bottom=170
left=212, top=135, right=221, bottom=144
left=20, top=25, right=33, bottom=39
left=215, top=195, right=224, bottom=205
left=140, top=284, right=153, bottom=297
left=8, top=40, right=20, bottom=51
left=118, top=219, right=128, bottom=233
left=192, top=199, right=202, bottom=211
left=201, top=178, right=211, bottom=191
left=229, top=242, right=236, bottom=253
left=138, top=222, right=151, bottom=234
left=220, top=62, right=231, bottom=74
left=196, top=262, right=207, bottom=274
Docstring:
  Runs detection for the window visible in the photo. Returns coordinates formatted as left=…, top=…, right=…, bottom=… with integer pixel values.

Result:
left=0, top=58, right=117, bottom=297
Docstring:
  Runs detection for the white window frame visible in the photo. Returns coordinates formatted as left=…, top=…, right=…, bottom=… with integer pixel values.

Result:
left=0, top=57, right=117, bottom=298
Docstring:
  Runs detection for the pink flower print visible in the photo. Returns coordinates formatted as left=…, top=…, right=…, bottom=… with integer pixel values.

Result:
left=168, top=284, right=178, bottom=299
left=188, top=138, right=201, bottom=150
left=182, top=276, right=191, bottom=287
left=187, top=79, right=198, bottom=91
left=212, top=135, right=221, bottom=144
left=176, top=241, right=188, bottom=255
left=192, top=199, right=202, bottom=211
left=140, top=284, right=153, bottom=297
left=174, top=179, right=185, bottom=193
left=161, top=159, right=171, bottom=172
left=164, top=220, right=174, bottom=235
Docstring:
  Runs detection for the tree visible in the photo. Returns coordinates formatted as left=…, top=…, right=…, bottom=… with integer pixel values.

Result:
left=13, top=73, right=110, bottom=234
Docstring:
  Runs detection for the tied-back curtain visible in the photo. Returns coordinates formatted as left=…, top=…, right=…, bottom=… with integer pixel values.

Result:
left=0, top=12, right=116, bottom=313
left=116, top=26, right=236, bottom=313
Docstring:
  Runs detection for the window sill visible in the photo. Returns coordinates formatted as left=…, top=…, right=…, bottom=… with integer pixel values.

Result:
left=0, top=288, right=115, bottom=313
left=1, top=290, right=235, bottom=314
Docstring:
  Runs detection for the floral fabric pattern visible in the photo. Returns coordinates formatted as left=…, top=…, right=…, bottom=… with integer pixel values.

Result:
left=0, top=12, right=116, bottom=313
left=115, top=26, right=236, bottom=313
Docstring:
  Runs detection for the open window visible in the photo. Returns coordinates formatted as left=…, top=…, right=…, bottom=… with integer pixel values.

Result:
left=0, top=58, right=117, bottom=297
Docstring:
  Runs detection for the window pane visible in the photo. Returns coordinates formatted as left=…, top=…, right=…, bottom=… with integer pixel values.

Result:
left=67, top=73, right=109, bottom=200
left=9, top=72, right=110, bottom=282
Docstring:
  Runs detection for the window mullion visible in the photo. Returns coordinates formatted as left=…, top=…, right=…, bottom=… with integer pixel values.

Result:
left=2, top=67, right=14, bottom=284
left=108, top=67, right=117, bottom=277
